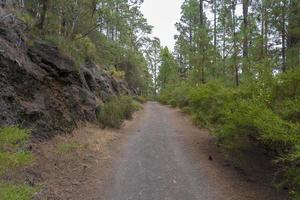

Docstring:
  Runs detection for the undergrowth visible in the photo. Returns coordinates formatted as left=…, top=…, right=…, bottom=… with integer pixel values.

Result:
left=159, top=69, right=300, bottom=198
left=96, top=96, right=142, bottom=128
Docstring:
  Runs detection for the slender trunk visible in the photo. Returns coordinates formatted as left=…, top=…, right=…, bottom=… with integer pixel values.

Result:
left=199, top=0, right=205, bottom=83
left=242, top=0, right=249, bottom=75
left=287, top=0, right=300, bottom=68
left=264, top=3, right=268, bottom=57
left=282, top=2, right=286, bottom=72
left=261, top=7, right=264, bottom=59
left=222, top=23, right=226, bottom=75
left=213, top=0, right=217, bottom=77
left=37, top=0, right=48, bottom=30
left=232, top=0, right=239, bottom=86
left=60, top=10, right=66, bottom=36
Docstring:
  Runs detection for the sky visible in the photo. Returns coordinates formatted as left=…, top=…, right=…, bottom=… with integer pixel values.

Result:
left=141, top=0, right=184, bottom=51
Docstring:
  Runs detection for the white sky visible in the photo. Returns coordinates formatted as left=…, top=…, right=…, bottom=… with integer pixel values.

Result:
left=141, top=0, right=184, bottom=51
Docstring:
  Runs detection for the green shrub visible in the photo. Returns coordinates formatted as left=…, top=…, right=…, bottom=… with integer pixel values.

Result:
left=219, top=100, right=299, bottom=153
left=0, top=182, right=38, bottom=200
left=188, top=82, right=235, bottom=127
left=133, top=96, right=147, bottom=104
left=96, top=96, right=141, bottom=128
left=168, top=99, right=177, bottom=107
left=108, top=67, right=126, bottom=80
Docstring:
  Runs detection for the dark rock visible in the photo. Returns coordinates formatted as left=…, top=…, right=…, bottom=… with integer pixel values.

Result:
left=0, top=20, right=132, bottom=139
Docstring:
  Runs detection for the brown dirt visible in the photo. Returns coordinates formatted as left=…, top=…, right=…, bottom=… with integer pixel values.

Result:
left=28, top=109, right=144, bottom=200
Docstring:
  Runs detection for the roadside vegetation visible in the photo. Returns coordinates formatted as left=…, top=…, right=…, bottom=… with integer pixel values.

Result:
left=97, top=96, right=142, bottom=128
left=0, top=126, right=37, bottom=200
left=159, top=62, right=300, bottom=199
left=155, top=0, right=300, bottom=198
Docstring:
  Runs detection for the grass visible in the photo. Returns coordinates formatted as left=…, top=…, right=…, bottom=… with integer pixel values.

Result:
left=56, top=142, right=82, bottom=155
left=0, top=126, right=34, bottom=175
left=0, top=126, right=30, bottom=151
left=0, top=126, right=38, bottom=199
left=0, top=182, right=38, bottom=200
left=0, top=152, right=34, bottom=176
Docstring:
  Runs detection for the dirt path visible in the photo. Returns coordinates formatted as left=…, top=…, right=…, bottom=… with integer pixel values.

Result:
left=31, top=102, right=288, bottom=200
left=104, top=102, right=288, bottom=200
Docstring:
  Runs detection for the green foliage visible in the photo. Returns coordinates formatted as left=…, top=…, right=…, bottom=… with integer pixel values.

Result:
left=159, top=82, right=192, bottom=108
left=15, top=12, right=36, bottom=29
left=23, top=0, right=153, bottom=95
left=0, top=126, right=34, bottom=174
left=0, top=182, right=38, bottom=200
left=188, top=82, right=234, bottom=127
left=133, top=96, right=147, bottom=104
left=220, top=100, right=299, bottom=152
left=0, top=152, right=34, bottom=176
left=0, top=126, right=30, bottom=151
left=56, top=142, right=82, bottom=155
left=159, top=69, right=300, bottom=197
left=44, top=35, right=97, bottom=68
left=96, top=96, right=141, bottom=128
left=158, top=47, right=179, bottom=90
left=0, top=126, right=36, bottom=199
left=108, top=67, right=125, bottom=80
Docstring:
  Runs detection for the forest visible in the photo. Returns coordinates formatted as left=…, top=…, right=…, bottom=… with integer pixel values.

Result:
left=0, top=0, right=299, bottom=199
left=158, top=0, right=300, bottom=198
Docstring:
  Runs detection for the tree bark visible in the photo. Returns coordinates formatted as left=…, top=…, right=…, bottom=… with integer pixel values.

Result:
left=282, top=2, right=286, bottom=72
left=242, top=0, right=249, bottom=75
left=287, top=0, right=300, bottom=69
left=37, top=0, right=48, bottom=30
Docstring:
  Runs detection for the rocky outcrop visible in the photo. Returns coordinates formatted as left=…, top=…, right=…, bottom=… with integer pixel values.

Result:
left=0, top=20, right=131, bottom=139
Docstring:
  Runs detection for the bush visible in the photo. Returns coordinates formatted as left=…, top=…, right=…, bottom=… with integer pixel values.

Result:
left=96, top=96, right=141, bottom=128
left=188, top=82, right=235, bottom=127
left=133, top=96, right=147, bottom=104
left=108, top=67, right=126, bottom=80
left=219, top=100, right=299, bottom=153
left=159, top=83, right=192, bottom=107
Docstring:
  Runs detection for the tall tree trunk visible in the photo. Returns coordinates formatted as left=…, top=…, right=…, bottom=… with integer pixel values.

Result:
left=242, top=0, right=249, bottom=75
left=199, top=0, right=205, bottom=83
left=232, top=0, right=239, bottom=86
left=282, top=1, right=286, bottom=72
left=37, top=0, right=48, bottom=30
left=260, top=0, right=268, bottom=59
left=287, top=0, right=300, bottom=69
left=213, top=0, right=217, bottom=77
left=222, top=24, right=226, bottom=75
